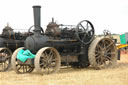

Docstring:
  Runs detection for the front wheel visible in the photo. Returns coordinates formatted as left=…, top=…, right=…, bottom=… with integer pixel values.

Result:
left=34, top=47, right=61, bottom=75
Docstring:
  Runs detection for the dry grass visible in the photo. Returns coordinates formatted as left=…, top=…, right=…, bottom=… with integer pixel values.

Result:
left=0, top=54, right=128, bottom=85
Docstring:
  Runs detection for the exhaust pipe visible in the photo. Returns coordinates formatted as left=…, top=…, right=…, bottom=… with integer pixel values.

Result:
left=33, top=6, right=41, bottom=34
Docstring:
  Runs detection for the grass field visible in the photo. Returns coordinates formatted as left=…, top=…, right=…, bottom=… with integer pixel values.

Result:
left=0, top=54, right=128, bottom=85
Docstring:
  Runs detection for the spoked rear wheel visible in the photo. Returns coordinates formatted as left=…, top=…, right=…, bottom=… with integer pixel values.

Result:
left=35, top=47, right=61, bottom=75
left=11, top=47, right=34, bottom=74
left=0, top=48, right=12, bottom=72
left=88, top=37, right=117, bottom=69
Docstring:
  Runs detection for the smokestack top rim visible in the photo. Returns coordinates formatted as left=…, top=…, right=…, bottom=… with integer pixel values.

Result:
left=33, top=5, right=41, bottom=8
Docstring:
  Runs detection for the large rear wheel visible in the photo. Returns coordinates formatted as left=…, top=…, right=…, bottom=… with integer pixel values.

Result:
left=88, top=37, right=117, bottom=69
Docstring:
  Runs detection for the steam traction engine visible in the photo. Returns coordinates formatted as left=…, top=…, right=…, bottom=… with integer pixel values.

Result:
left=11, top=6, right=117, bottom=74
left=0, top=24, right=28, bottom=71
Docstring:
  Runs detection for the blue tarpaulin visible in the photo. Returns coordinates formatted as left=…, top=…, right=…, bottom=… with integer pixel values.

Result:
left=17, top=49, right=35, bottom=63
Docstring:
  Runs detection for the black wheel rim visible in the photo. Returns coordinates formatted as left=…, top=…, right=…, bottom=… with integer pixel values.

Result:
left=76, top=20, right=95, bottom=45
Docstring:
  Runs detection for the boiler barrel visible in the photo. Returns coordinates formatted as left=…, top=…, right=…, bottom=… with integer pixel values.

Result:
left=25, top=34, right=80, bottom=54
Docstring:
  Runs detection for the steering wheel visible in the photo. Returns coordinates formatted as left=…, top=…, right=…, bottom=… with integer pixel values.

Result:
left=28, top=25, right=44, bottom=34
left=75, top=20, right=95, bottom=45
left=103, top=29, right=111, bottom=37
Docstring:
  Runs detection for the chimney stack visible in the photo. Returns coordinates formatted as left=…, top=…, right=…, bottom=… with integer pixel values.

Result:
left=33, top=6, right=41, bottom=34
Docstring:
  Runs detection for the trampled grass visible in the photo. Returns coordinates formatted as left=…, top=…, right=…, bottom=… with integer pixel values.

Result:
left=0, top=54, right=128, bottom=85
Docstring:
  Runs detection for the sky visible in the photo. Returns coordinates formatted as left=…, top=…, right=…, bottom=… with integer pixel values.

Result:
left=0, top=0, right=128, bottom=34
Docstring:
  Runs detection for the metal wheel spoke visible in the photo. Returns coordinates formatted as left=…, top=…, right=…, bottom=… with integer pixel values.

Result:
left=27, top=65, right=34, bottom=73
left=101, top=40, right=106, bottom=49
left=25, top=65, right=27, bottom=72
left=104, top=56, right=113, bottom=64
left=99, top=57, right=104, bottom=64
left=97, top=44, right=103, bottom=50
left=95, top=53, right=99, bottom=57
left=49, top=49, right=53, bottom=56
left=49, top=63, right=55, bottom=68
left=95, top=51, right=101, bottom=54
left=42, top=59, right=47, bottom=62
left=40, top=62, right=47, bottom=67
left=49, top=53, right=54, bottom=61
left=44, top=51, right=48, bottom=58
left=5, top=56, right=11, bottom=59
left=28, top=66, right=33, bottom=72
left=103, top=60, right=107, bottom=67
left=105, top=56, right=112, bottom=61
left=95, top=55, right=101, bottom=59
left=17, top=65, right=22, bottom=70
left=106, top=42, right=113, bottom=49
left=80, top=23, right=86, bottom=30
left=51, top=58, right=58, bottom=62
left=43, top=63, right=47, bottom=68
left=23, top=65, right=25, bottom=73
left=40, top=54, right=47, bottom=62
left=106, top=52, right=116, bottom=55
left=4, top=62, right=9, bottom=66
left=101, top=58, right=105, bottom=65
left=105, top=47, right=111, bottom=52
left=47, top=63, right=55, bottom=74
left=89, top=29, right=93, bottom=32
left=40, top=62, right=44, bottom=66
left=97, top=58, right=101, bottom=65
left=86, top=22, right=89, bottom=30
left=41, top=53, right=45, bottom=58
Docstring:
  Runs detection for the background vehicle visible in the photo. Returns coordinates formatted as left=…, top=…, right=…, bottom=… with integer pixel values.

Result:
left=0, top=24, right=28, bottom=71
